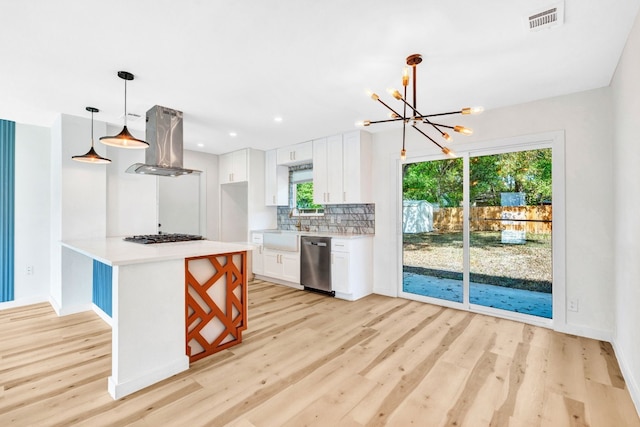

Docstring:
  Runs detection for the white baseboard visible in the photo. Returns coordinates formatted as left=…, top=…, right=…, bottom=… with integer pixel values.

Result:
left=553, top=323, right=613, bottom=342
left=253, top=274, right=303, bottom=290
left=107, top=356, right=189, bottom=400
left=612, top=339, right=640, bottom=417
left=91, top=303, right=113, bottom=327
left=0, top=296, right=48, bottom=311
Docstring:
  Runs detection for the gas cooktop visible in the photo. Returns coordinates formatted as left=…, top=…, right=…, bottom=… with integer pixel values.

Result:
left=123, top=233, right=204, bottom=244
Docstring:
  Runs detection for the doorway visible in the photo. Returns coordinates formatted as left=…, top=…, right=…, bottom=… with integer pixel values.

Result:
left=401, top=143, right=554, bottom=322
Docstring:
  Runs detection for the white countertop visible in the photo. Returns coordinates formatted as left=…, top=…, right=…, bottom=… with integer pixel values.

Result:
left=62, top=237, right=254, bottom=266
left=251, top=229, right=373, bottom=239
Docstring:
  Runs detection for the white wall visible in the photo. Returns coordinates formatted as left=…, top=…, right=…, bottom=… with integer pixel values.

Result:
left=611, top=7, right=640, bottom=413
left=183, top=150, right=220, bottom=240
left=372, top=87, right=615, bottom=339
left=50, top=114, right=108, bottom=314
left=5, top=123, right=51, bottom=306
left=105, top=123, right=157, bottom=237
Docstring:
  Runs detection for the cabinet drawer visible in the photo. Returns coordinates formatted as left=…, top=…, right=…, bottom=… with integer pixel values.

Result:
left=251, top=233, right=263, bottom=244
left=331, top=239, right=350, bottom=252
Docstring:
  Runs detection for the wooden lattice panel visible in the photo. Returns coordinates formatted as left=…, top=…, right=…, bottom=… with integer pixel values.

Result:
left=185, top=251, right=247, bottom=363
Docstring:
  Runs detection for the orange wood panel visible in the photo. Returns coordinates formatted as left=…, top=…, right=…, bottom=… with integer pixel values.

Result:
left=185, top=251, right=247, bottom=363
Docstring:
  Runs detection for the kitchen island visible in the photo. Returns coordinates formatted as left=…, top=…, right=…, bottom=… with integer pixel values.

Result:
left=60, top=237, right=253, bottom=400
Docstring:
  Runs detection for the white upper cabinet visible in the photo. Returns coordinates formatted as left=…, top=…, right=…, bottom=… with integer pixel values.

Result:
left=313, top=131, right=372, bottom=205
left=341, top=130, right=372, bottom=204
left=313, top=135, right=343, bottom=204
left=265, top=149, right=289, bottom=206
left=276, top=141, right=312, bottom=166
left=219, top=149, right=248, bottom=184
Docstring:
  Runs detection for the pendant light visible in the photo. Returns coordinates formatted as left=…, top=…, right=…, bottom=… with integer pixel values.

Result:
left=99, top=71, right=149, bottom=149
left=71, top=107, right=112, bottom=164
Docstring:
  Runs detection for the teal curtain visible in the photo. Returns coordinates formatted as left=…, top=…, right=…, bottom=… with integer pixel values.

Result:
left=0, top=120, right=15, bottom=302
left=93, top=260, right=112, bottom=316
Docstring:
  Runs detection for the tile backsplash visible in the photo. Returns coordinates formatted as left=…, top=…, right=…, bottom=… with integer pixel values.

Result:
left=277, top=204, right=375, bottom=234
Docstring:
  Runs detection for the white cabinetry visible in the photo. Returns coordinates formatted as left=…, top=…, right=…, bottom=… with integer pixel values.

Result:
left=277, top=141, right=312, bottom=166
left=263, top=249, right=300, bottom=283
left=251, top=232, right=264, bottom=275
left=331, top=237, right=373, bottom=301
left=313, top=131, right=372, bottom=205
left=219, top=149, right=248, bottom=184
left=219, top=149, right=276, bottom=243
left=265, top=149, right=289, bottom=206
left=312, top=135, right=343, bottom=205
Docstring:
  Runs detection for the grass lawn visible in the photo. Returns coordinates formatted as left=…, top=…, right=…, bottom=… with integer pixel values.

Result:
left=403, top=231, right=552, bottom=293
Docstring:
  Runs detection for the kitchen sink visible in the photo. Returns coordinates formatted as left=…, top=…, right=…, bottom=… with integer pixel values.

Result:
left=263, top=231, right=299, bottom=252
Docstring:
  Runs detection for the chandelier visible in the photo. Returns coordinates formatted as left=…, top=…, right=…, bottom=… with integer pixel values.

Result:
left=358, top=54, right=482, bottom=160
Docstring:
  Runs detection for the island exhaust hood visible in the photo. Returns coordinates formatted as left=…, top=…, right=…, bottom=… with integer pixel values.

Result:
left=126, top=105, right=200, bottom=177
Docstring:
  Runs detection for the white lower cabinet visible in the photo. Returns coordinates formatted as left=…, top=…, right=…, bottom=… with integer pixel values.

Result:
left=251, top=233, right=264, bottom=276
left=264, top=249, right=300, bottom=284
left=331, top=237, right=373, bottom=301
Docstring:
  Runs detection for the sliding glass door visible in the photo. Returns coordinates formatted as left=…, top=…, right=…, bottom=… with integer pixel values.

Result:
left=401, top=158, right=464, bottom=305
left=469, top=149, right=552, bottom=318
left=401, top=145, right=553, bottom=321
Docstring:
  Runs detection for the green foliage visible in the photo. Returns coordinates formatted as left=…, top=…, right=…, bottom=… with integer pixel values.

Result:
left=403, top=158, right=463, bottom=207
left=296, top=182, right=323, bottom=209
left=403, top=148, right=552, bottom=206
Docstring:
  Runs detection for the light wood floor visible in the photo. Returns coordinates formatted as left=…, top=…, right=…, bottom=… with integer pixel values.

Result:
left=1, top=280, right=638, bottom=426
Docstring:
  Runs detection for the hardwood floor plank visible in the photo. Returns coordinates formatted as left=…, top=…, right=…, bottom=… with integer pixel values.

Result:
left=1, top=281, right=638, bottom=426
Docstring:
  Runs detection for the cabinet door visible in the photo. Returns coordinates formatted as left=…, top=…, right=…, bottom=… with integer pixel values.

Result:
left=265, top=150, right=289, bottom=206
left=293, top=141, right=313, bottom=163
left=331, top=251, right=350, bottom=293
left=263, top=251, right=281, bottom=278
left=219, top=152, right=233, bottom=184
left=277, top=141, right=313, bottom=165
left=281, top=252, right=300, bottom=283
left=252, top=245, right=264, bottom=275
left=231, top=149, right=248, bottom=182
left=312, top=138, right=328, bottom=205
left=326, top=134, right=344, bottom=204
left=342, top=131, right=372, bottom=203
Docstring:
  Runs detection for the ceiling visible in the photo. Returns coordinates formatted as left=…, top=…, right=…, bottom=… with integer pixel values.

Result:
left=1, top=1, right=639, bottom=155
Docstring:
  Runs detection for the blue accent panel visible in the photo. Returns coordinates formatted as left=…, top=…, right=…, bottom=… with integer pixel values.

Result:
left=92, top=260, right=112, bottom=317
left=0, top=120, right=15, bottom=303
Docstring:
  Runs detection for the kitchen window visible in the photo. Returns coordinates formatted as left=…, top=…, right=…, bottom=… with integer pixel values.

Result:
left=291, top=169, right=324, bottom=216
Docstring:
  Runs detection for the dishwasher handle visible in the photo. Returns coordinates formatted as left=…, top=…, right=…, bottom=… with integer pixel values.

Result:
left=303, top=241, right=327, bottom=247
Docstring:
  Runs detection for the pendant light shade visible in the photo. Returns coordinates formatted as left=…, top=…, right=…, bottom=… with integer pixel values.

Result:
left=99, top=71, right=149, bottom=149
left=72, top=107, right=112, bottom=164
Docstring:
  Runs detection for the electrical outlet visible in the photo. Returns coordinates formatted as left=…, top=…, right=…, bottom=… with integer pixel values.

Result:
left=568, top=298, right=579, bottom=312
left=26, top=265, right=34, bottom=275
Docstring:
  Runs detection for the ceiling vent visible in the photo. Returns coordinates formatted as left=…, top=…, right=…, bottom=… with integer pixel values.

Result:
left=527, top=2, right=564, bottom=31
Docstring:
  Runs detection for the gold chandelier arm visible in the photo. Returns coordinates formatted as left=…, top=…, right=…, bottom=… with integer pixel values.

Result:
left=368, top=117, right=406, bottom=125
left=374, top=98, right=404, bottom=120
left=411, top=124, right=445, bottom=150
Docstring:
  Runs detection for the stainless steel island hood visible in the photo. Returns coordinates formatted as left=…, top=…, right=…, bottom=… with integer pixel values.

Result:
left=126, top=105, right=200, bottom=177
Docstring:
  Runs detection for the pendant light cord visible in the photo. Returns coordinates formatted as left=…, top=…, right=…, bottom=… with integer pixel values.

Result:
left=91, top=110, right=95, bottom=148
left=123, top=79, right=127, bottom=127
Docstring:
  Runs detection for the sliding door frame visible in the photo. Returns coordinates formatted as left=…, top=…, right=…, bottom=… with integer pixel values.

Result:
left=398, top=131, right=565, bottom=329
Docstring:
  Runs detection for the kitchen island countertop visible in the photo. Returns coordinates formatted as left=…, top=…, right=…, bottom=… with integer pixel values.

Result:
left=62, top=237, right=254, bottom=266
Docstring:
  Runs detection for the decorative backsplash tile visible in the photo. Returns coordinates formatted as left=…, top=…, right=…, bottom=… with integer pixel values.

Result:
left=277, top=163, right=375, bottom=234
left=277, top=204, right=375, bottom=234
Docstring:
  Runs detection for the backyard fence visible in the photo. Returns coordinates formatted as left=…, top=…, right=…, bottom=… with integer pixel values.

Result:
left=432, top=206, right=552, bottom=234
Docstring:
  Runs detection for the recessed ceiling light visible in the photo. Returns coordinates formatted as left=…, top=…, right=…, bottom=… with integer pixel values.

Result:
left=197, top=143, right=204, bottom=147
left=274, top=116, right=283, bottom=123
left=229, top=132, right=237, bottom=137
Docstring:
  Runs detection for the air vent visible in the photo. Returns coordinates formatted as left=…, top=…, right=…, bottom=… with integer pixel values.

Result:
left=527, top=2, right=564, bottom=31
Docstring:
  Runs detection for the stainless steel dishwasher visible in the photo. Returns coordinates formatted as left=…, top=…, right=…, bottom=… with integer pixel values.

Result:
left=300, top=236, right=333, bottom=295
